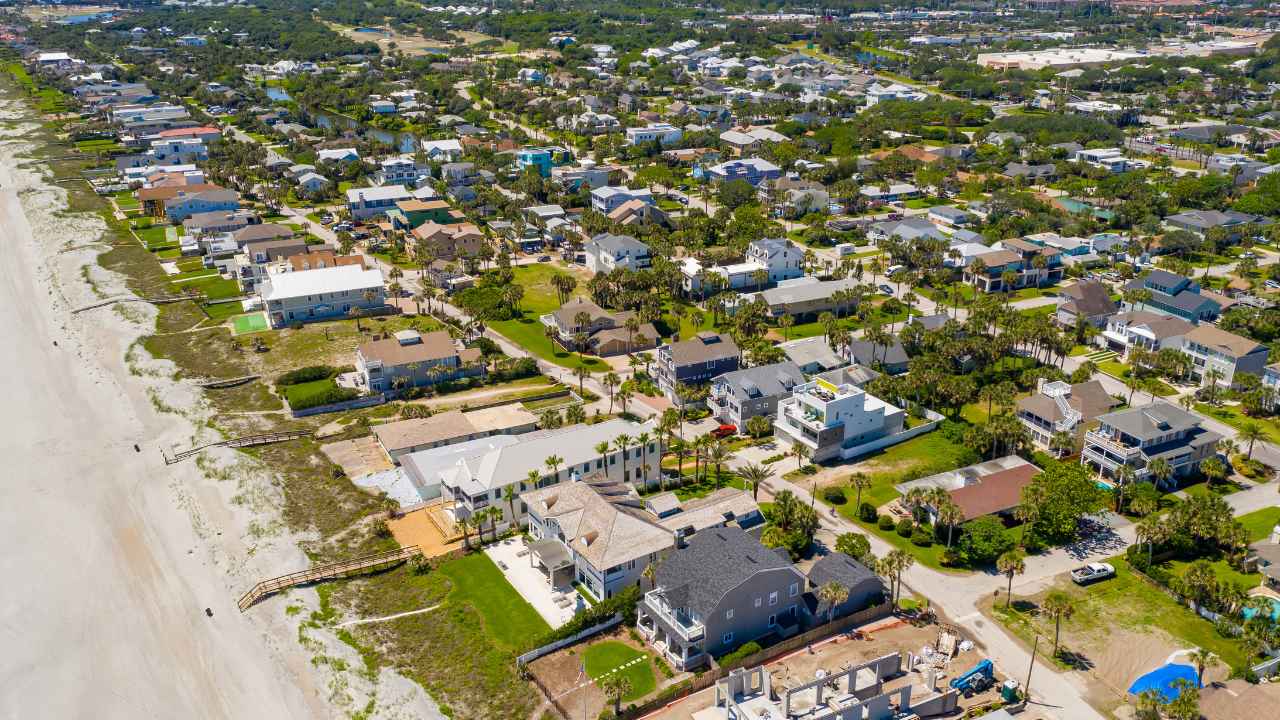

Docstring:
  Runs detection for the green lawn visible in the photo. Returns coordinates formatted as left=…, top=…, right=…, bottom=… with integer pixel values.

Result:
left=581, top=641, right=656, bottom=701
left=490, top=265, right=606, bottom=371
left=171, top=274, right=242, bottom=300
left=1195, top=403, right=1280, bottom=444
left=1097, top=360, right=1178, bottom=397
left=437, top=552, right=550, bottom=650
left=231, top=311, right=269, bottom=333
left=903, top=196, right=952, bottom=210
left=136, top=225, right=170, bottom=248
left=281, top=378, right=340, bottom=407
left=824, top=430, right=978, bottom=510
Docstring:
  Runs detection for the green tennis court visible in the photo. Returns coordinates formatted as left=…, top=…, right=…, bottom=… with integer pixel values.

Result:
left=231, top=312, right=268, bottom=334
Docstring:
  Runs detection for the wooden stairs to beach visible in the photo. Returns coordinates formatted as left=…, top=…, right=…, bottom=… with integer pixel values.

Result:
left=162, top=429, right=311, bottom=464
left=237, top=546, right=422, bottom=611
left=71, top=292, right=204, bottom=314
left=194, top=374, right=260, bottom=389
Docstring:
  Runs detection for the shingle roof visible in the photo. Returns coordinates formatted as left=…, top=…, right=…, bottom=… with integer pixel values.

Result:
left=949, top=463, right=1041, bottom=521
left=358, top=330, right=467, bottom=368
left=1059, top=280, right=1117, bottom=318
left=713, top=361, right=804, bottom=401
left=1097, top=401, right=1202, bottom=441
left=665, top=333, right=740, bottom=367
left=807, top=552, right=881, bottom=593
left=654, top=527, right=800, bottom=618
left=1184, top=324, right=1267, bottom=358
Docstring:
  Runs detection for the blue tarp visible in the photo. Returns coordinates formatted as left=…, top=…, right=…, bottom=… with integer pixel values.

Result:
left=1127, top=663, right=1199, bottom=703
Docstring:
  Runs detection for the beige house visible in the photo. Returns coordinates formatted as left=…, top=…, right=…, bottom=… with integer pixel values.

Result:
left=355, top=329, right=483, bottom=395
left=410, top=221, right=485, bottom=260
left=372, top=405, right=539, bottom=462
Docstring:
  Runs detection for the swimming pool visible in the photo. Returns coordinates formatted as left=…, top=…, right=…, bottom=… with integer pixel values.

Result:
left=1242, top=598, right=1280, bottom=622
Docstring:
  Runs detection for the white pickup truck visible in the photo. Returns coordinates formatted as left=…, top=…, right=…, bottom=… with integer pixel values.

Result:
left=1071, top=562, right=1116, bottom=586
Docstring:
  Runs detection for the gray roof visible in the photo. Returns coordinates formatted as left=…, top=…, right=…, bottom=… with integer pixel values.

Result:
left=590, top=232, right=649, bottom=255
left=807, top=552, right=882, bottom=593
left=1166, top=209, right=1260, bottom=231
left=869, top=216, right=947, bottom=242
left=779, top=336, right=844, bottom=372
left=1097, top=401, right=1201, bottom=441
left=1005, top=162, right=1055, bottom=178
left=713, top=361, right=804, bottom=401
left=847, top=338, right=909, bottom=369
left=758, top=276, right=860, bottom=308
left=654, top=527, right=801, bottom=618
left=665, top=332, right=739, bottom=367
left=929, top=205, right=971, bottom=221
left=815, top=364, right=880, bottom=388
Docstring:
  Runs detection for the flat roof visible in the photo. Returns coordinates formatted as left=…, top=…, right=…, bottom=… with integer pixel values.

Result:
left=261, top=265, right=383, bottom=301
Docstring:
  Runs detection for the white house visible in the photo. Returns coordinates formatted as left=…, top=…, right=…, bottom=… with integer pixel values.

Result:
left=591, top=185, right=654, bottom=214
left=773, top=376, right=906, bottom=462
left=865, top=82, right=928, bottom=105
left=260, top=264, right=386, bottom=328
left=374, top=155, right=431, bottom=187
left=625, top=123, right=684, bottom=146
left=420, top=138, right=463, bottom=162
left=346, top=184, right=412, bottom=220
left=318, top=147, right=361, bottom=163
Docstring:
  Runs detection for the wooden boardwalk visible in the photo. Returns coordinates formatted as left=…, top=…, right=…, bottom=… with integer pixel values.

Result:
left=162, top=429, right=310, bottom=464
left=237, top=545, right=421, bottom=611
left=71, top=292, right=205, bottom=314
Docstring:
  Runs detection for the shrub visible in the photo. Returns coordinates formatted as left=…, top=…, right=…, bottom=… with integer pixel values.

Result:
left=822, top=486, right=847, bottom=504
left=896, top=518, right=914, bottom=538
left=959, top=516, right=1015, bottom=565
left=911, top=528, right=933, bottom=547
left=878, top=515, right=896, bottom=531
left=530, top=585, right=640, bottom=649
left=718, top=640, right=763, bottom=668
left=858, top=502, right=878, bottom=523
left=276, top=365, right=336, bottom=386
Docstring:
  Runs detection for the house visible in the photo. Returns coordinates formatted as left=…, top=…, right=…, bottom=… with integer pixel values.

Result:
left=804, top=553, right=887, bottom=620
left=388, top=199, right=458, bottom=230
left=707, top=361, right=805, bottom=430
left=419, top=138, right=463, bottom=162
left=750, top=276, right=861, bottom=320
left=867, top=216, right=948, bottom=245
left=182, top=209, right=253, bottom=236
left=964, top=238, right=1063, bottom=293
left=1180, top=324, right=1269, bottom=388
left=517, top=68, right=545, bottom=84
left=1056, top=280, right=1118, bottom=328
left=608, top=200, right=671, bottom=228
left=1122, top=270, right=1221, bottom=323
left=585, top=233, right=651, bottom=274
left=898, top=456, right=1042, bottom=523
left=590, top=186, right=654, bottom=214
left=778, top=337, right=846, bottom=374
left=865, top=82, right=927, bottom=105
left=523, top=479, right=761, bottom=602
left=625, top=123, right=683, bottom=146
left=774, top=376, right=906, bottom=463
left=1017, top=379, right=1122, bottom=454
left=540, top=297, right=658, bottom=357
left=845, top=338, right=909, bottom=375
left=637, top=527, right=808, bottom=669
left=551, top=162, right=612, bottom=191
left=859, top=183, right=921, bottom=203
left=374, top=155, right=430, bottom=187
left=928, top=206, right=972, bottom=227
left=163, top=188, right=239, bottom=222
left=704, top=158, right=782, bottom=186
left=1164, top=209, right=1266, bottom=241
left=1081, top=402, right=1221, bottom=488
left=1099, top=310, right=1194, bottom=357
left=234, top=237, right=312, bottom=291
left=1004, top=162, right=1057, bottom=182
left=655, top=333, right=741, bottom=405
left=437, top=418, right=662, bottom=526
left=295, top=171, right=330, bottom=195
left=355, top=330, right=483, bottom=396
left=410, top=221, right=485, bottom=260
left=515, top=147, right=559, bottom=177
left=1072, top=147, right=1133, bottom=173
left=317, top=147, right=360, bottom=163
left=679, top=239, right=803, bottom=295
left=373, top=406, right=539, bottom=462
left=259, top=264, right=385, bottom=328
left=346, top=185, right=412, bottom=221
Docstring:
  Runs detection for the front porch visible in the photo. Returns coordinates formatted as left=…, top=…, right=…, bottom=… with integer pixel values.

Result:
left=637, top=608, right=707, bottom=670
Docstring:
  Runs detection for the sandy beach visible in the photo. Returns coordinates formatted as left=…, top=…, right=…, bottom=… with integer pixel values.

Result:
left=0, top=94, right=438, bottom=718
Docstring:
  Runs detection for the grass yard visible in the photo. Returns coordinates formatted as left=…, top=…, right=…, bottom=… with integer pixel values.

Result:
left=437, top=552, right=550, bottom=649
left=581, top=641, right=656, bottom=701
left=230, top=311, right=269, bottom=333
left=171, top=274, right=241, bottom=300
left=824, top=430, right=978, bottom=511
left=1097, top=360, right=1178, bottom=397
left=1195, top=403, right=1280, bottom=444
left=281, top=377, right=340, bottom=407
left=1239, top=507, right=1280, bottom=539
left=902, top=196, right=952, bottom=210
left=257, top=315, right=443, bottom=373
left=136, top=225, right=171, bottom=248
left=490, top=265, right=605, bottom=371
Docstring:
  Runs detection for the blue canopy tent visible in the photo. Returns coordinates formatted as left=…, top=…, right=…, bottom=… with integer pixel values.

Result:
left=1127, top=663, right=1199, bottom=703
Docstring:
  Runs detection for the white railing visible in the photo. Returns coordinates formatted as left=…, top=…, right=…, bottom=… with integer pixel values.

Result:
left=1084, top=430, right=1141, bottom=458
left=643, top=593, right=705, bottom=641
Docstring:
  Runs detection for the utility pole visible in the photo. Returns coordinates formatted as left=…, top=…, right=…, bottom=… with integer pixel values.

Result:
left=1024, top=634, right=1039, bottom=704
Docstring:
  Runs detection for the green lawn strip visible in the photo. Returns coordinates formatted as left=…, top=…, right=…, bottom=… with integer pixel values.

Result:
left=171, top=274, right=242, bottom=300
left=581, top=641, right=655, bottom=700
left=136, top=225, right=169, bottom=247
left=437, top=552, right=550, bottom=650
left=824, top=430, right=977, bottom=510
left=1096, top=360, right=1177, bottom=397
left=282, top=378, right=340, bottom=407
left=489, top=265, right=605, bottom=371
left=1194, top=403, right=1280, bottom=444
left=902, top=196, right=952, bottom=210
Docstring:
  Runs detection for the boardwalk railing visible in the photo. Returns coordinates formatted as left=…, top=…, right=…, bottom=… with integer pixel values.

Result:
left=237, top=546, right=422, bottom=612
left=162, top=429, right=311, bottom=464
left=71, top=292, right=208, bottom=314
left=194, top=374, right=260, bottom=389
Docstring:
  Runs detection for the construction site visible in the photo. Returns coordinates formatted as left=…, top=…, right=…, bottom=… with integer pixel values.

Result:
left=648, top=617, right=1022, bottom=720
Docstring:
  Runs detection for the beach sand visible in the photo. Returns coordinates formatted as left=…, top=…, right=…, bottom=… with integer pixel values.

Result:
left=0, top=94, right=440, bottom=718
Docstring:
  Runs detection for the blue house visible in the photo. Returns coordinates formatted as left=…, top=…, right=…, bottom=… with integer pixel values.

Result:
left=1123, top=269, right=1221, bottom=323
left=516, top=147, right=570, bottom=178
left=705, top=158, right=782, bottom=186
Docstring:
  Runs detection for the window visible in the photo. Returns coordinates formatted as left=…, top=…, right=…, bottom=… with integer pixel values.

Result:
left=789, top=582, right=799, bottom=598
left=768, top=591, right=778, bottom=606
left=725, top=608, right=734, bottom=620
left=754, top=597, right=762, bottom=608
left=767, top=614, right=776, bottom=627
left=722, top=632, right=734, bottom=645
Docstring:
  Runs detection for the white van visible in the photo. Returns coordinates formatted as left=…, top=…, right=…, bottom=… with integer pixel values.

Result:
left=836, top=243, right=857, bottom=257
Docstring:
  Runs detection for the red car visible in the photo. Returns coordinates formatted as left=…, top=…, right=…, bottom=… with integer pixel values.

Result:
left=710, top=424, right=737, bottom=439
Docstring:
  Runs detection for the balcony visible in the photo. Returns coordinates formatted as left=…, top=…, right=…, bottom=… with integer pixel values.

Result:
left=1084, top=429, right=1142, bottom=459
left=643, top=591, right=704, bottom=641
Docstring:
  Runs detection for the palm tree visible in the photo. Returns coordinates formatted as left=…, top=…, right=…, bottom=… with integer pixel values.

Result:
left=816, top=581, right=850, bottom=624
left=1200, top=456, right=1227, bottom=488
left=1146, top=456, right=1174, bottom=492
left=602, top=372, right=620, bottom=412
left=573, top=364, right=590, bottom=396
left=641, top=562, right=657, bottom=590
left=1188, top=648, right=1218, bottom=687
left=1135, top=513, right=1168, bottom=564
left=1238, top=421, right=1265, bottom=460
left=617, top=387, right=634, bottom=415
left=791, top=442, right=810, bottom=471
left=1042, top=590, right=1075, bottom=657
left=738, top=463, right=772, bottom=501
left=458, top=515, right=473, bottom=550
left=935, top=495, right=964, bottom=549
left=849, top=472, right=872, bottom=510
left=997, top=549, right=1026, bottom=608
left=599, top=675, right=632, bottom=715
left=707, top=440, right=730, bottom=487
left=615, top=434, right=633, bottom=482
left=883, top=549, right=914, bottom=606
left=544, top=454, right=564, bottom=484
left=503, top=485, right=517, bottom=527
left=594, top=441, right=611, bottom=475
left=635, top=431, right=652, bottom=488
left=1049, top=430, right=1075, bottom=458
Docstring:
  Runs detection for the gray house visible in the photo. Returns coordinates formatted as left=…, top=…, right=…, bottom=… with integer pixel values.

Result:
left=707, top=361, right=805, bottom=430
left=637, top=527, right=808, bottom=670
left=1080, top=402, right=1221, bottom=489
left=655, top=332, right=741, bottom=405
left=846, top=338, right=909, bottom=375
left=805, top=552, right=886, bottom=620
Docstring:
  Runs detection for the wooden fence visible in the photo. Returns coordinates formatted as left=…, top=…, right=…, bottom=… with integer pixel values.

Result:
left=517, top=614, right=624, bottom=667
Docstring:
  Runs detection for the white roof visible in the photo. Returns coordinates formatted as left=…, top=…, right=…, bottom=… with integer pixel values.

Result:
left=261, top=265, right=384, bottom=302
left=318, top=147, right=360, bottom=161
left=421, top=138, right=462, bottom=152
left=346, top=184, right=410, bottom=203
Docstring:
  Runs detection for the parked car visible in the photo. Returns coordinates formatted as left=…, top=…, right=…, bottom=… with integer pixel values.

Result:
left=878, top=284, right=895, bottom=296
left=710, top=424, right=737, bottom=439
left=1070, top=562, right=1115, bottom=585
left=537, top=255, right=551, bottom=262
left=1266, top=279, right=1280, bottom=290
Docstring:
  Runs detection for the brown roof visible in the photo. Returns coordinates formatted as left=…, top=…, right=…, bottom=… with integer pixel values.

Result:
left=285, top=251, right=365, bottom=272
left=358, top=330, right=465, bottom=368
left=976, top=249, right=1021, bottom=268
left=396, top=199, right=451, bottom=212
left=1017, top=380, right=1119, bottom=425
left=1059, top=280, right=1117, bottom=318
left=666, top=332, right=739, bottom=367
left=895, top=144, right=942, bottom=164
left=1112, top=310, right=1195, bottom=339
left=137, top=182, right=218, bottom=201
left=232, top=223, right=294, bottom=244
left=1184, top=324, right=1266, bottom=359
left=949, top=464, right=1041, bottom=521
